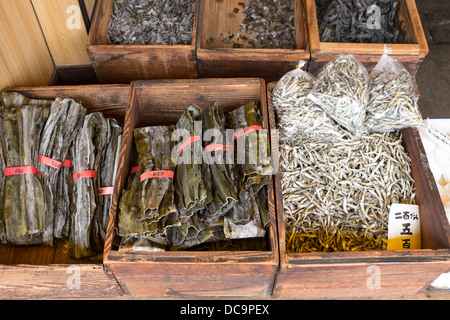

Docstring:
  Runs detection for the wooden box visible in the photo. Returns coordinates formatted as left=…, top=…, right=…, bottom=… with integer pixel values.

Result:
left=305, top=0, right=429, bottom=76
left=0, top=84, right=129, bottom=299
left=104, top=78, right=279, bottom=298
left=267, top=83, right=450, bottom=299
left=87, top=0, right=199, bottom=84
left=196, top=0, right=310, bottom=83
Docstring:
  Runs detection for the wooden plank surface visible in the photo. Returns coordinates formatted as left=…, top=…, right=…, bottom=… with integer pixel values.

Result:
left=32, top=0, right=92, bottom=66
left=0, top=0, right=54, bottom=90
left=0, top=265, right=123, bottom=299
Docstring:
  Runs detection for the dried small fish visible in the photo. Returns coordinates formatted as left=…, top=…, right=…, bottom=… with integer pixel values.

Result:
left=272, top=61, right=344, bottom=143
left=108, top=0, right=195, bottom=45
left=280, top=131, right=416, bottom=253
left=308, top=54, right=369, bottom=137
left=365, top=54, right=422, bottom=132
left=317, top=0, right=404, bottom=44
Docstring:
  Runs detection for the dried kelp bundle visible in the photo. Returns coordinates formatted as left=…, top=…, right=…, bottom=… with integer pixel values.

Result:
left=281, top=131, right=416, bottom=253
left=37, top=98, right=86, bottom=245
left=134, top=125, right=178, bottom=228
left=272, top=61, right=344, bottom=143
left=174, top=104, right=213, bottom=222
left=70, top=112, right=111, bottom=259
left=0, top=101, right=51, bottom=245
left=201, top=102, right=238, bottom=221
left=94, top=118, right=122, bottom=245
left=317, top=0, right=404, bottom=43
left=308, top=54, right=369, bottom=137
left=228, top=102, right=272, bottom=193
left=365, top=54, right=422, bottom=132
left=108, top=0, right=195, bottom=45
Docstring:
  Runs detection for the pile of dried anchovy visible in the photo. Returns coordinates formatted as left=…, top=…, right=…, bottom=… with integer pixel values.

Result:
left=365, top=54, right=422, bottom=132
left=308, top=54, right=369, bottom=136
left=316, top=0, right=404, bottom=43
left=108, top=0, right=195, bottom=45
left=281, top=131, right=416, bottom=253
left=272, top=61, right=344, bottom=143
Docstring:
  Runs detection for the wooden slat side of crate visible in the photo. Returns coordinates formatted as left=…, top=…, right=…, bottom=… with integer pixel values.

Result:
left=267, top=83, right=450, bottom=299
left=196, top=0, right=311, bottom=83
left=0, top=85, right=130, bottom=266
left=87, top=0, right=198, bottom=83
left=305, top=0, right=429, bottom=76
left=103, top=78, right=279, bottom=298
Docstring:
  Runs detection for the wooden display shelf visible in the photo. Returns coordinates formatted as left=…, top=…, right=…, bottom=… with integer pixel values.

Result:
left=305, top=0, right=429, bottom=76
left=87, top=0, right=199, bottom=84
left=267, top=82, right=450, bottom=299
left=104, top=78, right=279, bottom=298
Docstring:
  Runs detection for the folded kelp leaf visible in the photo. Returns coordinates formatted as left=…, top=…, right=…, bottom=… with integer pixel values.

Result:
left=308, top=54, right=369, bottom=137
left=134, top=125, right=177, bottom=223
left=69, top=112, right=111, bottom=259
left=0, top=102, right=51, bottom=245
left=223, top=186, right=266, bottom=239
left=228, top=102, right=273, bottom=193
left=173, top=104, right=213, bottom=222
left=37, top=98, right=87, bottom=245
left=201, top=102, right=238, bottom=222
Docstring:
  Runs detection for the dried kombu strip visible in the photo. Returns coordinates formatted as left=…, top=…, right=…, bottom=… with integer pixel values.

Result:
left=228, top=102, right=272, bottom=193
left=0, top=101, right=50, bottom=245
left=53, top=144, right=74, bottom=239
left=70, top=112, right=111, bottom=259
left=201, top=102, right=238, bottom=222
left=173, top=104, right=213, bottom=222
left=37, top=98, right=86, bottom=245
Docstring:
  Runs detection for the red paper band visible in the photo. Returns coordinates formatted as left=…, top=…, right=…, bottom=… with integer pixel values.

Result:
left=38, top=154, right=62, bottom=170
left=177, top=135, right=201, bottom=156
left=130, top=165, right=141, bottom=174
left=62, top=159, right=73, bottom=168
left=5, top=166, right=38, bottom=176
left=204, top=144, right=234, bottom=152
left=140, top=170, right=174, bottom=182
left=98, top=186, right=114, bottom=195
left=73, top=170, right=97, bottom=181
left=233, top=125, right=263, bottom=140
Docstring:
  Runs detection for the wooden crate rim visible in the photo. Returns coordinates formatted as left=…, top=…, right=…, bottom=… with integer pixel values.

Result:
left=305, top=0, right=429, bottom=56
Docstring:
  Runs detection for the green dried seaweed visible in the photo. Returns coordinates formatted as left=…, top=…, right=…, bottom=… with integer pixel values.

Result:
left=0, top=99, right=51, bottom=245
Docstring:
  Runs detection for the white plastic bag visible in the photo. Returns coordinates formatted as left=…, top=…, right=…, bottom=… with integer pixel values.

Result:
left=365, top=53, right=423, bottom=132
left=308, top=54, right=369, bottom=137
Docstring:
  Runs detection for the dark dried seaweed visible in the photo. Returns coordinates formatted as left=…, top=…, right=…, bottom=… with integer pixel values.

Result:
left=37, top=98, right=86, bottom=245
left=0, top=97, right=51, bottom=245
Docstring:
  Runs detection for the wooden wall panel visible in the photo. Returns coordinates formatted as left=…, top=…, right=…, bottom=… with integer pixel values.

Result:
left=31, top=0, right=92, bottom=66
left=0, top=0, right=54, bottom=90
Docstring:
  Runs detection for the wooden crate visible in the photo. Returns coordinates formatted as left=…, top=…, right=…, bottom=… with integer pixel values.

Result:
left=104, top=78, right=279, bottom=298
left=267, top=83, right=450, bottom=299
left=196, top=0, right=310, bottom=83
left=87, top=0, right=199, bottom=84
left=305, top=0, right=429, bottom=76
left=0, top=84, right=129, bottom=299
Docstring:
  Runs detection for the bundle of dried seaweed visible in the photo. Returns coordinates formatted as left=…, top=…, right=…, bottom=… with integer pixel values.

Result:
left=70, top=112, right=111, bottom=259
left=37, top=98, right=86, bottom=245
left=0, top=95, right=51, bottom=245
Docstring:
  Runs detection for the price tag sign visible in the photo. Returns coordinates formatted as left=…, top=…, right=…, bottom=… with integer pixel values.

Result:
left=387, top=204, right=421, bottom=250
